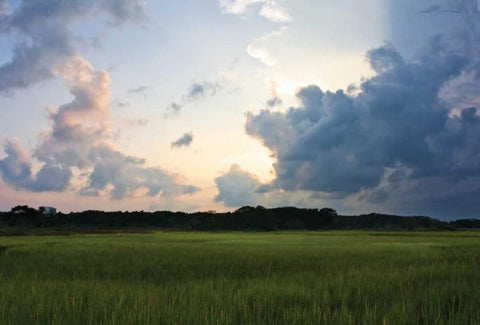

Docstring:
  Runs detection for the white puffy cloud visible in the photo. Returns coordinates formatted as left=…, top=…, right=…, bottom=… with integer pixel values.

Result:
left=218, top=0, right=263, bottom=15
left=218, top=0, right=291, bottom=23
left=246, top=26, right=287, bottom=66
left=259, top=1, right=291, bottom=23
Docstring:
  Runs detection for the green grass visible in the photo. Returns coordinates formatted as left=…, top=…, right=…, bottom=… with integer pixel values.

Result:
left=0, top=231, right=479, bottom=324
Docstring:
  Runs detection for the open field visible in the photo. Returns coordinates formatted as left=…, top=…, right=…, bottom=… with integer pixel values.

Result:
left=0, top=231, right=479, bottom=324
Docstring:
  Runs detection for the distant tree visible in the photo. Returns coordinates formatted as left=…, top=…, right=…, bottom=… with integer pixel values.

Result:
left=235, top=206, right=255, bottom=213
left=10, top=205, right=38, bottom=215
left=319, top=208, right=337, bottom=216
left=312, top=208, right=337, bottom=229
left=9, top=205, right=41, bottom=226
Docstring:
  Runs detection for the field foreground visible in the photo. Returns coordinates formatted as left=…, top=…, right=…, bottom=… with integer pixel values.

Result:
left=0, top=231, right=479, bottom=324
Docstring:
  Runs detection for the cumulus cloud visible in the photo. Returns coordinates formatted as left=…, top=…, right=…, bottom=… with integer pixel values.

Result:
left=259, top=1, right=291, bottom=23
left=0, top=139, right=73, bottom=192
left=214, top=164, right=334, bottom=209
left=214, top=165, right=260, bottom=207
left=165, top=80, right=223, bottom=116
left=247, top=26, right=287, bottom=66
left=219, top=0, right=291, bottom=23
left=0, top=139, right=34, bottom=190
left=1, top=56, right=199, bottom=198
left=171, top=132, right=194, bottom=148
left=0, top=0, right=146, bottom=94
left=219, top=0, right=263, bottom=14
left=0, top=1, right=199, bottom=200
left=244, top=23, right=480, bottom=218
left=82, top=145, right=199, bottom=199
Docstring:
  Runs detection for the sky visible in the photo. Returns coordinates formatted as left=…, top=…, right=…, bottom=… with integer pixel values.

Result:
left=0, top=0, right=480, bottom=219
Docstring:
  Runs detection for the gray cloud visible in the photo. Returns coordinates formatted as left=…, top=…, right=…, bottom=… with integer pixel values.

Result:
left=214, top=165, right=262, bottom=207
left=0, top=0, right=9, bottom=13
left=0, top=0, right=146, bottom=94
left=100, top=0, right=146, bottom=23
left=82, top=145, right=199, bottom=199
left=129, top=85, right=150, bottom=97
left=112, top=100, right=131, bottom=108
left=267, top=81, right=282, bottom=107
left=267, top=96, right=282, bottom=108
left=245, top=24, right=480, bottom=218
left=0, top=139, right=71, bottom=192
left=171, top=133, right=193, bottom=148
left=420, top=5, right=443, bottom=13
left=420, top=0, right=478, bottom=13
left=165, top=80, right=223, bottom=116
left=214, top=164, right=337, bottom=209
left=126, top=119, right=149, bottom=127
left=187, top=82, right=222, bottom=101
left=0, top=139, right=33, bottom=190
left=166, top=102, right=183, bottom=115
left=0, top=0, right=11, bottom=31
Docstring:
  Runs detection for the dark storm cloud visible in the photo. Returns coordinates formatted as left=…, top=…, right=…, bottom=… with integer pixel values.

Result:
left=245, top=29, right=480, bottom=217
left=165, top=80, right=223, bottom=116
left=171, top=133, right=193, bottom=148
left=0, top=0, right=146, bottom=94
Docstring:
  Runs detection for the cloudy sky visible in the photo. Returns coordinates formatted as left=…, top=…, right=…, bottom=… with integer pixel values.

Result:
left=1, top=0, right=479, bottom=219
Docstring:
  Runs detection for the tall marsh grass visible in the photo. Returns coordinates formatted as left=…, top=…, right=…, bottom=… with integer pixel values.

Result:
left=0, top=231, right=479, bottom=324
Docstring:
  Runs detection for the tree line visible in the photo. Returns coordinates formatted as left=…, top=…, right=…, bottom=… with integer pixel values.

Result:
left=1, top=205, right=479, bottom=231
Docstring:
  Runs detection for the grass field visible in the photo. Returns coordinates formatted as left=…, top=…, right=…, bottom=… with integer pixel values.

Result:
left=0, top=231, right=479, bottom=324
